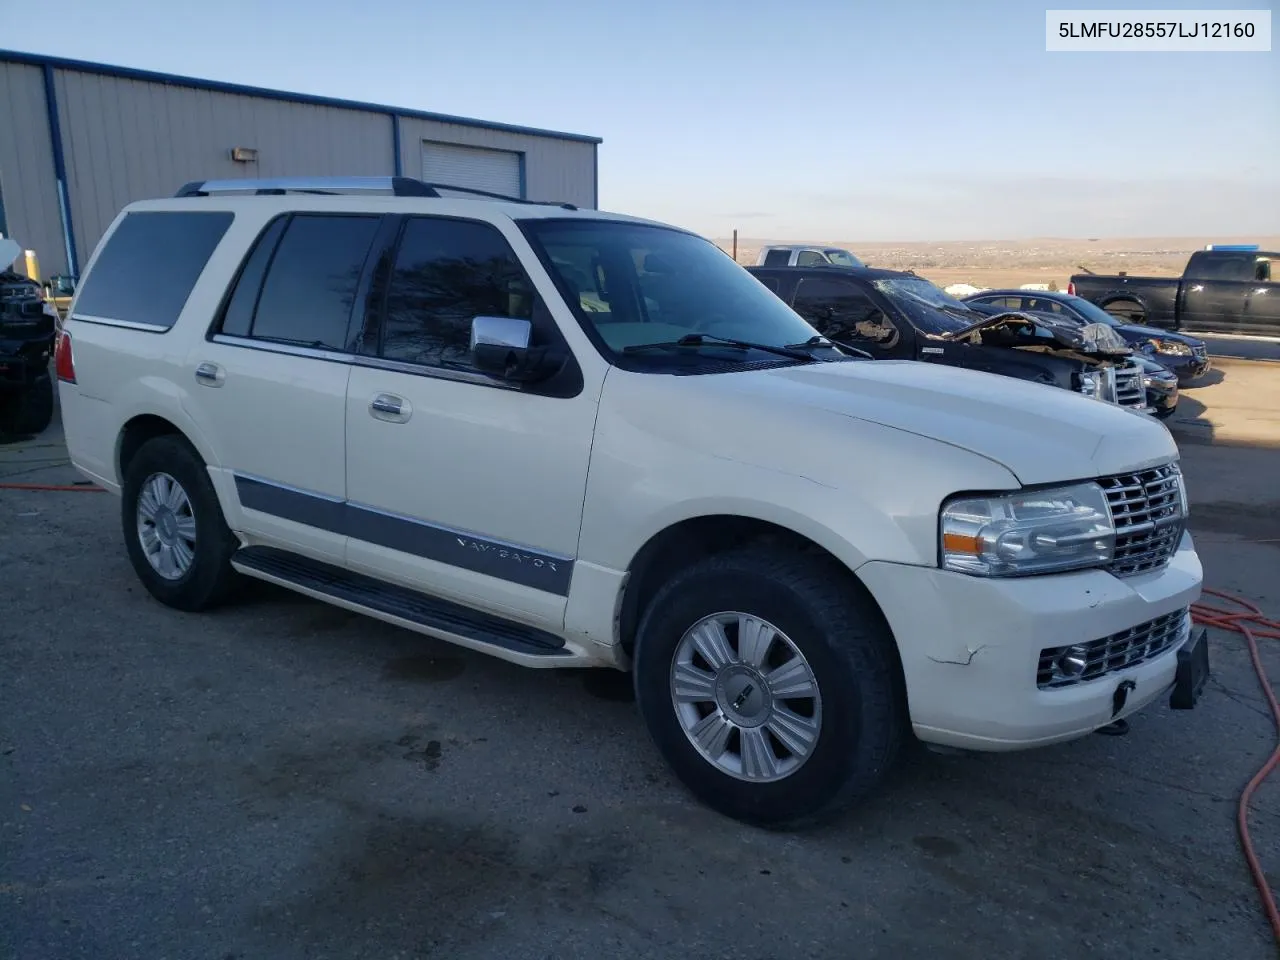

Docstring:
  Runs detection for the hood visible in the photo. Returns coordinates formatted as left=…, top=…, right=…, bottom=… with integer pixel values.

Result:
left=942, top=310, right=1132, bottom=359
left=1116, top=322, right=1202, bottom=345
left=700, top=359, right=1178, bottom=486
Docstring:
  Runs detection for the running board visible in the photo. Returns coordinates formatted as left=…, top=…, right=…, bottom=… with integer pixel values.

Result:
left=231, top=546, right=572, bottom=659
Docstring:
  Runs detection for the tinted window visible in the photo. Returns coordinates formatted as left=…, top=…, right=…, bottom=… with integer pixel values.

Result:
left=250, top=214, right=380, bottom=349
left=793, top=277, right=902, bottom=351
left=75, top=211, right=233, bottom=329
left=795, top=250, right=826, bottom=266
left=218, top=216, right=288, bottom=338
left=763, top=249, right=791, bottom=266
left=1186, top=253, right=1253, bottom=280
left=380, top=217, right=534, bottom=370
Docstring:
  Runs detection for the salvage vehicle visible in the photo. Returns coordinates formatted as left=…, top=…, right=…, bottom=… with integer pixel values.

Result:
left=1068, top=244, right=1280, bottom=335
left=0, top=238, right=57, bottom=438
left=961, top=289, right=1209, bottom=384
left=1136, top=355, right=1179, bottom=420
left=748, top=264, right=1151, bottom=413
left=55, top=177, right=1208, bottom=828
left=756, top=244, right=866, bottom=268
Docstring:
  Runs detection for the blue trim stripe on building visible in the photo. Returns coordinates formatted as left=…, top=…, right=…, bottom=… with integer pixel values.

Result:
left=40, top=63, right=79, bottom=276
left=391, top=114, right=403, bottom=177
left=2, top=49, right=603, bottom=145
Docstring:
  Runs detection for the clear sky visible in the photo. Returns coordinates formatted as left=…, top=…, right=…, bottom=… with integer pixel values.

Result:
left=10, top=0, right=1279, bottom=241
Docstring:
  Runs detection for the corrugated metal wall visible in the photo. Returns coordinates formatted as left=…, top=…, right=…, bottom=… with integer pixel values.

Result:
left=52, top=71, right=396, bottom=270
left=399, top=117, right=597, bottom=210
left=0, top=62, right=64, bottom=277
left=0, top=56, right=599, bottom=279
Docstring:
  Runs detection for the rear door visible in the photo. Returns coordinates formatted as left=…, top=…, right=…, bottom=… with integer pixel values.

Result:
left=789, top=275, right=913, bottom=359
left=1180, top=252, right=1253, bottom=331
left=189, top=211, right=389, bottom=564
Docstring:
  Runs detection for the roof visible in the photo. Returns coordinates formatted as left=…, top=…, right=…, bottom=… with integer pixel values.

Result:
left=0, top=48, right=603, bottom=145
left=747, top=264, right=911, bottom=281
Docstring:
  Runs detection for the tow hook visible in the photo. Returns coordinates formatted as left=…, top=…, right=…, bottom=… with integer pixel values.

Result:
left=1095, top=679, right=1138, bottom=736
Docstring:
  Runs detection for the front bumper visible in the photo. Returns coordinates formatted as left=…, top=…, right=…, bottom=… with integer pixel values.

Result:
left=858, top=530, right=1203, bottom=751
left=1160, top=352, right=1210, bottom=383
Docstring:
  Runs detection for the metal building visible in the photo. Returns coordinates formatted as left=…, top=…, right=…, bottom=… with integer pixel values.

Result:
left=0, top=50, right=602, bottom=280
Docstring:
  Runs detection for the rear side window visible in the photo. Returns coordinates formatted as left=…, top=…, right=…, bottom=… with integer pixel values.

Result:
left=219, top=214, right=380, bottom=350
left=74, top=211, right=233, bottom=330
left=762, top=249, right=791, bottom=266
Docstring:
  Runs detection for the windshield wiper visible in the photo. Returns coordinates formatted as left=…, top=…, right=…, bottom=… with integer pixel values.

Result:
left=622, top=333, right=812, bottom=361
left=788, top=334, right=873, bottom=361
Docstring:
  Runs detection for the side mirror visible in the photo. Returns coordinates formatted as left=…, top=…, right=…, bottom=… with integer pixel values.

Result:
left=470, top=315, right=554, bottom=382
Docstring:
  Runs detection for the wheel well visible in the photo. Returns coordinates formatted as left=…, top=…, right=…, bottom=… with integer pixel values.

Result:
left=1101, top=296, right=1143, bottom=315
left=117, top=415, right=188, bottom=479
left=618, top=516, right=881, bottom=657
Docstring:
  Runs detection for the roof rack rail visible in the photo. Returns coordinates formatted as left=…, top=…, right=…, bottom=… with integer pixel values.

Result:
left=173, top=176, right=578, bottom=209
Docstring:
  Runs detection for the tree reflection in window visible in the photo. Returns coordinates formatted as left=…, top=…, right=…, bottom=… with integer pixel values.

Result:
left=382, top=217, right=534, bottom=370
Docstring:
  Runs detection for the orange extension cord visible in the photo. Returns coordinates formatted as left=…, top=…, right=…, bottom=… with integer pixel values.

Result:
left=0, top=480, right=1277, bottom=941
left=1191, top=588, right=1280, bottom=947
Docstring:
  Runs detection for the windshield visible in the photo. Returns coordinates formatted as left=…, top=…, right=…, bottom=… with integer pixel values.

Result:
left=823, top=249, right=865, bottom=268
left=519, top=218, right=828, bottom=365
left=1061, top=294, right=1120, bottom=327
left=871, top=276, right=980, bottom=335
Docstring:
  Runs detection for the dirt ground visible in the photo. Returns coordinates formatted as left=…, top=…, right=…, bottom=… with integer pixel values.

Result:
left=721, top=235, right=1280, bottom=292
left=2, top=358, right=1279, bottom=959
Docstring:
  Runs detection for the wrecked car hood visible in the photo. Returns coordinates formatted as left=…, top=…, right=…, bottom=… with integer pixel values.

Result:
left=940, top=310, right=1133, bottom=358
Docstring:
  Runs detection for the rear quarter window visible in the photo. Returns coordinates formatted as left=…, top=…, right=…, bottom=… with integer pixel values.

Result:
left=73, top=210, right=234, bottom=330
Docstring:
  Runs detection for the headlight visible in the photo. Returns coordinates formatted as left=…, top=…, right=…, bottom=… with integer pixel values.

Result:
left=1150, top=339, right=1192, bottom=356
left=1078, top=370, right=1102, bottom=399
left=940, top=482, right=1115, bottom=576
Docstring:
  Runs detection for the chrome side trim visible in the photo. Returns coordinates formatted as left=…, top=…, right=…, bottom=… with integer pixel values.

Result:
left=71, top=313, right=170, bottom=332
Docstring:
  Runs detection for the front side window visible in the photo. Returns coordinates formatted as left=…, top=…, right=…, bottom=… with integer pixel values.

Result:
left=795, top=250, right=827, bottom=266
left=222, top=214, right=381, bottom=350
left=520, top=218, right=826, bottom=369
left=377, top=216, right=535, bottom=371
left=822, top=249, right=865, bottom=268
left=792, top=277, right=901, bottom=351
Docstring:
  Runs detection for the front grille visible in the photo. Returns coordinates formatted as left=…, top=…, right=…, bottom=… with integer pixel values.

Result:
left=1037, top=608, right=1189, bottom=688
left=1192, top=344, right=1208, bottom=360
left=1114, top=361, right=1146, bottom=408
left=1098, top=463, right=1185, bottom=577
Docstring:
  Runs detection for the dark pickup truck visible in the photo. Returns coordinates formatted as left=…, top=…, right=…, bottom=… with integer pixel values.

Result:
left=747, top=264, right=1151, bottom=413
left=1069, top=246, right=1280, bottom=335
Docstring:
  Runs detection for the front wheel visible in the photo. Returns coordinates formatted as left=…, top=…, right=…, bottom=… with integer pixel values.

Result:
left=632, top=547, right=904, bottom=829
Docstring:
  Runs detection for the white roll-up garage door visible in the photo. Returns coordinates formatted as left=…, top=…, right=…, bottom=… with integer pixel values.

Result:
left=421, top=141, right=522, bottom=198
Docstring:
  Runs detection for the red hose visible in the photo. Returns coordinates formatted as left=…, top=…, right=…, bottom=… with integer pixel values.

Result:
left=0, top=481, right=106, bottom=492
left=1192, top=588, right=1280, bottom=946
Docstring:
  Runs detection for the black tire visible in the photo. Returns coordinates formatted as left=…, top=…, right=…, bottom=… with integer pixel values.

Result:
left=0, top=374, right=54, bottom=437
left=121, top=434, right=241, bottom=611
left=1103, top=300, right=1144, bottom=325
left=632, top=546, right=904, bottom=829
left=1154, top=403, right=1176, bottom=420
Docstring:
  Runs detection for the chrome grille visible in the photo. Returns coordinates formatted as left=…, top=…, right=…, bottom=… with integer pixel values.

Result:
left=1098, top=463, right=1184, bottom=577
left=1192, top=344, right=1208, bottom=360
left=1038, top=608, right=1189, bottom=688
left=1114, top=361, right=1146, bottom=409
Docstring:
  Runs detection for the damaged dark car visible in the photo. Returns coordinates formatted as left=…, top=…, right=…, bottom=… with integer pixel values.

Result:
left=746, top=264, right=1151, bottom=413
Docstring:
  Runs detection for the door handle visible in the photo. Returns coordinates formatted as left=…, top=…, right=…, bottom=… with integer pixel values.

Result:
left=195, top=362, right=225, bottom=386
left=369, top=393, right=411, bottom=422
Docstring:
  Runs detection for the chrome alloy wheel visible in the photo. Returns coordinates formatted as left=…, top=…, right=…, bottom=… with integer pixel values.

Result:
left=669, top=612, right=823, bottom=782
left=136, top=472, right=198, bottom=580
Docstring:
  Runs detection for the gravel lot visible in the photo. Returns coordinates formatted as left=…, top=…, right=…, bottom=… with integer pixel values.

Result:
left=3, top=360, right=1279, bottom=960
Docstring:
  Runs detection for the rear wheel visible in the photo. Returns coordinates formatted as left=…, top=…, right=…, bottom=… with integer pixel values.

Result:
left=121, top=435, right=241, bottom=611
left=632, top=546, right=904, bottom=829
left=1103, top=299, right=1145, bottom=325
left=0, top=374, right=54, bottom=437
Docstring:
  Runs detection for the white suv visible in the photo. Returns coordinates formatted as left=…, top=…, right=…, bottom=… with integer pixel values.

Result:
left=55, top=177, right=1209, bottom=828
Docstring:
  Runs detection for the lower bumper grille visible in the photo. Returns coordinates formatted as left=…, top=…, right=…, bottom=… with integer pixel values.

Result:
left=1037, top=608, right=1190, bottom=689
